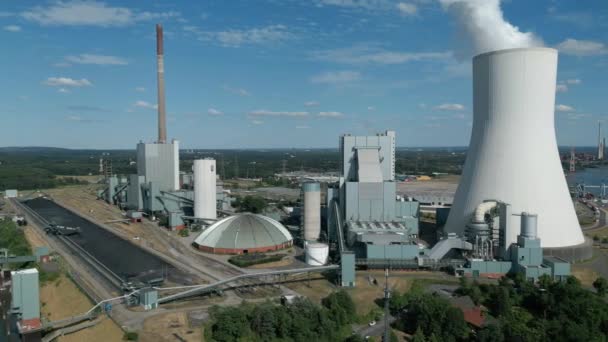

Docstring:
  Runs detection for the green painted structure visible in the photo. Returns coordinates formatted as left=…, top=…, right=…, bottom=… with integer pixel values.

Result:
left=138, top=288, right=158, bottom=310
left=11, top=268, right=40, bottom=320
left=340, top=253, right=356, bottom=287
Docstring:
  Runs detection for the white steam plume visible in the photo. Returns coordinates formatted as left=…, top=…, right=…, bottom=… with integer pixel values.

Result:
left=440, top=0, right=543, bottom=56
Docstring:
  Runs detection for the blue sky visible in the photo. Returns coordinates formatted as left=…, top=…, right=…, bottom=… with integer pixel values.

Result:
left=0, top=0, right=606, bottom=149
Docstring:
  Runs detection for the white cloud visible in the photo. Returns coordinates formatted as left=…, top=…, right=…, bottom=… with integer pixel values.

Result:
left=44, top=77, right=92, bottom=87
left=135, top=86, right=145, bottom=92
left=251, top=120, right=264, bottom=125
left=249, top=110, right=309, bottom=117
left=315, top=0, right=399, bottom=11
left=3, top=25, right=21, bottom=32
left=223, top=85, right=251, bottom=97
left=65, top=54, right=128, bottom=65
left=198, top=25, right=292, bottom=47
left=53, top=62, right=71, bottom=68
left=22, top=1, right=180, bottom=27
left=556, top=104, right=575, bottom=112
left=310, top=71, right=361, bottom=84
left=304, top=101, right=320, bottom=107
left=318, top=111, right=344, bottom=118
left=296, top=125, right=311, bottom=129
left=439, top=0, right=544, bottom=56
left=312, top=45, right=451, bottom=65
left=396, top=3, right=417, bottom=16
left=208, top=108, right=223, bottom=116
left=134, top=100, right=157, bottom=110
left=367, top=106, right=376, bottom=111
left=58, top=88, right=70, bottom=93
left=556, top=79, right=582, bottom=93
left=556, top=39, right=608, bottom=56
left=434, top=103, right=465, bottom=111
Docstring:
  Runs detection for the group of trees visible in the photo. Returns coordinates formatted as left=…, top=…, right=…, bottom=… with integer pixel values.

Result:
left=391, top=275, right=608, bottom=342
left=205, top=291, right=357, bottom=342
left=233, top=195, right=268, bottom=214
left=0, top=218, right=31, bottom=256
left=390, top=283, right=469, bottom=342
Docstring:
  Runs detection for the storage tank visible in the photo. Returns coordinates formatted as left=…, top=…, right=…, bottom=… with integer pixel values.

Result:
left=193, top=159, right=217, bottom=219
left=302, top=182, right=321, bottom=241
left=305, top=242, right=329, bottom=266
left=444, top=48, right=584, bottom=248
left=520, top=212, right=538, bottom=239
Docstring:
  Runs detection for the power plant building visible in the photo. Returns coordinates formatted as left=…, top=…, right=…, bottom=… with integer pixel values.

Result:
left=443, top=48, right=585, bottom=250
left=328, top=130, right=420, bottom=262
left=193, top=213, right=293, bottom=254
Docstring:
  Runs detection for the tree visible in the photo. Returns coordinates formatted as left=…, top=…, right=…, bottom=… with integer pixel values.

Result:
left=477, top=324, right=505, bottom=342
left=537, top=274, right=553, bottom=290
left=488, top=286, right=512, bottom=317
left=411, top=327, right=426, bottom=342
left=593, top=277, right=608, bottom=297
left=234, top=195, right=268, bottom=213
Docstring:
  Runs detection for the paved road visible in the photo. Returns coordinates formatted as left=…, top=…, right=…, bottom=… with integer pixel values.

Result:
left=354, top=315, right=396, bottom=338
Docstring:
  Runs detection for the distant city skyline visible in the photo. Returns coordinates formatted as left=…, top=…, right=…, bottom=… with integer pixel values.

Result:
left=0, top=0, right=606, bottom=149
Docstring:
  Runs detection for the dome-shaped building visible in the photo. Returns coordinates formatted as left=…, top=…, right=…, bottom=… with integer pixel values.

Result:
left=193, top=213, right=293, bottom=254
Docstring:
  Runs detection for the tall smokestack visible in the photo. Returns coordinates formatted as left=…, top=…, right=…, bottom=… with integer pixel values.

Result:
left=156, top=24, right=167, bottom=144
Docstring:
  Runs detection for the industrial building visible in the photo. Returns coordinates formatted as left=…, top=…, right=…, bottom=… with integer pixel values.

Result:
left=100, top=24, right=227, bottom=231
left=442, top=47, right=588, bottom=257
left=192, top=213, right=293, bottom=254
left=324, top=48, right=576, bottom=287
left=11, top=268, right=43, bottom=336
left=327, top=130, right=421, bottom=262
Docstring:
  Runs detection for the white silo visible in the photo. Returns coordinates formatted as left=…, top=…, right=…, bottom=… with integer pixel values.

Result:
left=193, top=159, right=217, bottom=220
left=444, top=47, right=584, bottom=248
left=305, top=242, right=329, bottom=266
left=302, top=182, right=321, bottom=241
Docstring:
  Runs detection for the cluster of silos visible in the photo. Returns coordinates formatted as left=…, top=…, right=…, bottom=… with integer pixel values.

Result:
left=302, top=182, right=329, bottom=266
left=193, top=159, right=217, bottom=220
left=444, top=47, right=585, bottom=249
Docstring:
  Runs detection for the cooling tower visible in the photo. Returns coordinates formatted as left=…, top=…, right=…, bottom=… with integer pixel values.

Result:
left=193, top=159, right=217, bottom=220
left=444, top=47, right=584, bottom=248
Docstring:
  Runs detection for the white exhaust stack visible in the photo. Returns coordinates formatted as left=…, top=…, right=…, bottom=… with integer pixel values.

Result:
left=156, top=24, right=167, bottom=144
left=193, top=159, right=217, bottom=220
left=444, top=47, right=584, bottom=248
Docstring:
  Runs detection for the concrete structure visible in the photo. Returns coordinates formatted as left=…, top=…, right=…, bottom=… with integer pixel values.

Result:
left=305, top=242, right=329, bottom=266
left=139, top=288, right=159, bottom=310
left=330, top=131, right=419, bottom=250
left=444, top=48, right=584, bottom=248
left=598, top=122, right=605, bottom=160
left=302, top=182, right=321, bottom=241
left=11, top=268, right=40, bottom=320
left=156, top=24, right=167, bottom=144
left=193, top=213, right=293, bottom=254
left=456, top=205, right=571, bottom=281
left=193, top=159, right=217, bottom=220
left=340, top=130, right=395, bottom=182
left=4, top=189, right=18, bottom=198
left=136, top=142, right=179, bottom=194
